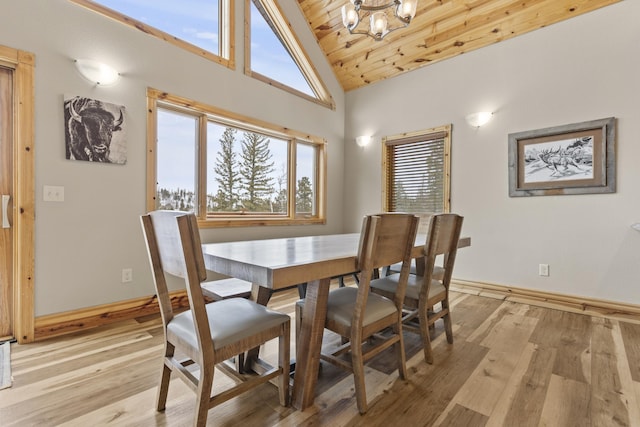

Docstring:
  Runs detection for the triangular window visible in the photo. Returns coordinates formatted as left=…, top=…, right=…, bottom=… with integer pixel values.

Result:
left=247, top=0, right=335, bottom=109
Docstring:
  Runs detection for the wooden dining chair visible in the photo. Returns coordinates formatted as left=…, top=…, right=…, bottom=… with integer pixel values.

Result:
left=371, top=213, right=463, bottom=364
left=311, top=213, right=418, bottom=414
left=382, top=213, right=444, bottom=280
left=141, top=210, right=290, bottom=427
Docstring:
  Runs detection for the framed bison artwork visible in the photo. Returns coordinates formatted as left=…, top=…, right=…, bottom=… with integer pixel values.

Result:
left=64, top=95, right=126, bottom=164
left=508, top=117, right=616, bottom=197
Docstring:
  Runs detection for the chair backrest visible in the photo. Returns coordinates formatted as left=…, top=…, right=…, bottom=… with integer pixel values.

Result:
left=354, top=213, right=419, bottom=325
left=416, top=213, right=434, bottom=235
left=357, top=213, right=419, bottom=271
left=141, top=210, right=211, bottom=350
left=422, top=213, right=464, bottom=291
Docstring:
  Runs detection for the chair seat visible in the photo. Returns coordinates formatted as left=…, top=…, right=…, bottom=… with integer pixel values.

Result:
left=168, top=298, right=290, bottom=350
left=387, top=262, right=445, bottom=279
left=326, top=287, right=397, bottom=329
left=371, top=273, right=445, bottom=302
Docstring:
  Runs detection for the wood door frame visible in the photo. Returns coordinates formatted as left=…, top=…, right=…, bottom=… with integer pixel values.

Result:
left=0, top=45, right=35, bottom=343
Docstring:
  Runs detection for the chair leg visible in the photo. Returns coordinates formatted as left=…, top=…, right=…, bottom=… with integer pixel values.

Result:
left=157, top=343, right=174, bottom=411
left=442, top=300, right=453, bottom=344
left=194, top=364, right=215, bottom=427
left=419, top=307, right=434, bottom=364
left=427, top=306, right=436, bottom=336
left=394, top=324, right=408, bottom=380
left=351, top=343, right=368, bottom=414
left=279, top=322, right=291, bottom=407
left=295, top=303, right=303, bottom=343
left=234, top=352, right=246, bottom=374
left=297, top=282, right=307, bottom=299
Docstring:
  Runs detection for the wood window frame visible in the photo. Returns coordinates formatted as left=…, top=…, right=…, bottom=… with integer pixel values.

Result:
left=382, top=124, right=452, bottom=214
left=146, top=88, right=327, bottom=227
left=244, top=0, right=335, bottom=110
left=69, top=0, right=235, bottom=69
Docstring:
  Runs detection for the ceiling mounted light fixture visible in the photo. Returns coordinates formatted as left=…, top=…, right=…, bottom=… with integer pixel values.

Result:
left=74, top=59, right=120, bottom=86
left=342, top=0, right=418, bottom=41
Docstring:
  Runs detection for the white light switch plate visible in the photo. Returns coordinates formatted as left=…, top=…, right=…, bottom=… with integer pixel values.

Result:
left=632, top=223, right=640, bottom=232
left=43, top=185, right=65, bottom=202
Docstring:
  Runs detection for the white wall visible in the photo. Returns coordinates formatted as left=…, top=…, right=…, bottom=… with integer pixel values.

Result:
left=343, top=1, right=640, bottom=305
left=0, top=0, right=345, bottom=316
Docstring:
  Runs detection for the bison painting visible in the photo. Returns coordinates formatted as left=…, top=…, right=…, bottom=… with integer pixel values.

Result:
left=64, top=96, right=126, bottom=164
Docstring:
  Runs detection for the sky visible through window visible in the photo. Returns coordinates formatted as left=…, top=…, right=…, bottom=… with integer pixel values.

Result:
left=95, top=0, right=314, bottom=95
left=249, top=2, right=314, bottom=96
left=94, top=0, right=220, bottom=54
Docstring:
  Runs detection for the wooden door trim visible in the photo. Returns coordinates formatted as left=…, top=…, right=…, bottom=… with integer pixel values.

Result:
left=0, top=45, right=35, bottom=343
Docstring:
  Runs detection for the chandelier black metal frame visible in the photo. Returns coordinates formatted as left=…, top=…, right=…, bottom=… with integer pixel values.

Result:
left=341, top=0, right=418, bottom=41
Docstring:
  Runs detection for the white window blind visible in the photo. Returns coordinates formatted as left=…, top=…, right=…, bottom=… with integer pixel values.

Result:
left=384, top=127, right=450, bottom=213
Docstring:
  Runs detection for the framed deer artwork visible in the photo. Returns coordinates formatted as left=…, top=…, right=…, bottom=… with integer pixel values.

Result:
left=508, top=117, right=616, bottom=197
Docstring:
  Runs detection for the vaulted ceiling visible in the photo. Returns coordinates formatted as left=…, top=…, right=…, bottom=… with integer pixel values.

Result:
left=296, top=0, right=622, bottom=92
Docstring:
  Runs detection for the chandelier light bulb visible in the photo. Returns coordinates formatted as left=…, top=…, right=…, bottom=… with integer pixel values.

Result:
left=341, top=3, right=359, bottom=28
left=398, top=0, right=418, bottom=21
left=370, top=12, right=388, bottom=39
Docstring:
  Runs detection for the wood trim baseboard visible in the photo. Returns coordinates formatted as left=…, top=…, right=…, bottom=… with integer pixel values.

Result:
left=32, top=279, right=640, bottom=342
left=33, top=291, right=190, bottom=341
left=451, top=279, right=640, bottom=324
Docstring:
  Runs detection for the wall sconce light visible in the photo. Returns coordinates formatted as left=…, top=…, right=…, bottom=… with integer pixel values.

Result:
left=74, top=59, right=120, bottom=85
left=355, top=135, right=372, bottom=147
left=465, top=111, right=493, bottom=128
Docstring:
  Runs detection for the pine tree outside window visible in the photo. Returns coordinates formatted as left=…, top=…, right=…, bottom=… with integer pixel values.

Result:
left=147, top=89, right=326, bottom=227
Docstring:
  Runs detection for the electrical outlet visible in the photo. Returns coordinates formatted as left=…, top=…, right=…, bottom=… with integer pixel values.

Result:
left=538, top=264, right=549, bottom=277
left=122, top=268, right=133, bottom=283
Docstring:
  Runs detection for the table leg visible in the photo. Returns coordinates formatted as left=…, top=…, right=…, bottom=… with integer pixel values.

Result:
left=415, top=257, right=425, bottom=276
left=243, top=283, right=273, bottom=372
left=292, top=277, right=330, bottom=410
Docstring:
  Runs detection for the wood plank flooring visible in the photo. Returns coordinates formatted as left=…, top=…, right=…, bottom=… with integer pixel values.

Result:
left=1, top=284, right=640, bottom=426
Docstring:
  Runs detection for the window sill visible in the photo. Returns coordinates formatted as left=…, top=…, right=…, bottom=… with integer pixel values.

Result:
left=198, top=217, right=326, bottom=228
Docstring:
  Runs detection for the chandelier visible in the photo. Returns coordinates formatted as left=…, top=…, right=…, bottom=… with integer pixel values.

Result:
left=341, top=0, right=418, bottom=41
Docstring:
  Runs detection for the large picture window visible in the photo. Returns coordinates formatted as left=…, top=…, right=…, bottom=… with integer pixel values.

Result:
left=147, top=89, right=326, bottom=227
left=382, top=125, right=451, bottom=214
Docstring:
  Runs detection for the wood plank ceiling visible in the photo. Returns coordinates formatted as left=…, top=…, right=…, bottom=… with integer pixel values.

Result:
left=296, top=0, right=622, bottom=92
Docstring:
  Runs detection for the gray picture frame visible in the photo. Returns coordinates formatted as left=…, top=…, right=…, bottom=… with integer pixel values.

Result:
left=508, top=117, right=616, bottom=197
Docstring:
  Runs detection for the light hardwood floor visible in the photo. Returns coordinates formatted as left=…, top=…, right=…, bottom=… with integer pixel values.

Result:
left=2, top=283, right=640, bottom=426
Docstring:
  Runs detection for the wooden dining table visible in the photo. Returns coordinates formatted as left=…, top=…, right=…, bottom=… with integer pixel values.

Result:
left=202, top=232, right=470, bottom=410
